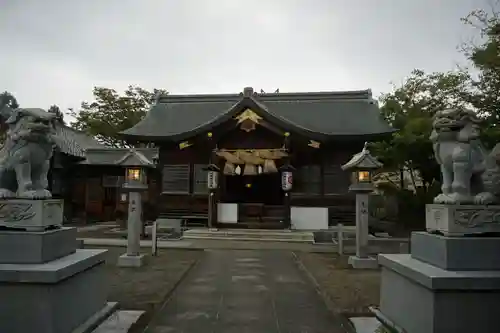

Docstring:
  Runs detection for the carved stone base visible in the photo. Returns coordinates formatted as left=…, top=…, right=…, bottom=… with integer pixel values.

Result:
left=426, top=204, right=500, bottom=236
left=0, top=199, right=63, bottom=231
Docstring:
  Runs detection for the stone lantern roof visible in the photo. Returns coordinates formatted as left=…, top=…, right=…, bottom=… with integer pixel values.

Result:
left=341, top=142, right=383, bottom=171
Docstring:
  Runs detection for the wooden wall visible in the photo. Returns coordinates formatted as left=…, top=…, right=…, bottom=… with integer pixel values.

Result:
left=54, top=132, right=364, bottom=226
left=62, top=164, right=160, bottom=223
left=156, top=129, right=365, bottom=226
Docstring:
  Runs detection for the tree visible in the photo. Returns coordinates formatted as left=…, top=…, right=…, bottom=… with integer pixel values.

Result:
left=461, top=3, right=500, bottom=147
left=0, top=91, right=19, bottom=109
left=47, top=105, right=65, bottom=124
left=70, top=86, right=167, bottom=147
left=372, top=69, right=471, bottom=193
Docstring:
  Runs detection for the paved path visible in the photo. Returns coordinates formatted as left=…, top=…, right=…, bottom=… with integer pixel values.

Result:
left=145, top=250, right=342, bottom=333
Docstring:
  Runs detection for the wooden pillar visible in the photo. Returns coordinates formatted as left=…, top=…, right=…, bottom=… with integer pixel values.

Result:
left=208, top=189, right=215, bottom=229
left=207, top=133, right=219, bottom=229
left=280, top=158, right=294, bottom=230
left=284, top=191, right=291, bottom=229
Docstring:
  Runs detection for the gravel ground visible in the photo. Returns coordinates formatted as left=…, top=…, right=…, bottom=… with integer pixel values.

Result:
left=295, top=252, right=381, bottom=316
left=86, top=245, right=204, bottom=332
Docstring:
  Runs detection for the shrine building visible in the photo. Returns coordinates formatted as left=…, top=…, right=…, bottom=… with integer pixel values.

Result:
left=120, top=87, right=393, bottom=229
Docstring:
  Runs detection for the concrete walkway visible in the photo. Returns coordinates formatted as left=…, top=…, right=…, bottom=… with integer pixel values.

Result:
left=144, top=250, right=343, bottom=333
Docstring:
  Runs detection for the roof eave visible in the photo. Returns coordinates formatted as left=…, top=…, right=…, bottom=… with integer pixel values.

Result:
left=323, top=129, right=397, bottom=142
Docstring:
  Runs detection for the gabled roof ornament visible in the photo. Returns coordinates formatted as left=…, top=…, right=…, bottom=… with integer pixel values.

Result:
left=153, top=91, right=162, bottom=105
left=114, top=148, right=155, bottom=167
left=243, top=87, right=254, bottom=96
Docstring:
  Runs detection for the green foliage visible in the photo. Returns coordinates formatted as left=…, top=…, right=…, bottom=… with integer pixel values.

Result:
left=0, top=91, right=19, bottom=109
left=47, top=105, right=65, bottom=124
left=372, top=3, right=500, bottom=229
left=0, top=91, right=18, bottom=142
left=462, top=4, right=500, bottom=147
left=70, top=86, right=167, bottom=147
left=372, top=69, right=471, bottom=191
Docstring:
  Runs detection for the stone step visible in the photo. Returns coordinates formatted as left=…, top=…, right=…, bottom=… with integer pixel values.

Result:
left=184, top=229, right=313, bottom=238
left=91, top=310, right=144, bottom=333
left=182, top=229, right=314, bottom=243
left=182, top=233, right=314, bottom=241
left=182, top=235, right=314, bottom=243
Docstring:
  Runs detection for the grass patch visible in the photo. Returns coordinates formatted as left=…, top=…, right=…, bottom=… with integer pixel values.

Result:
left=86, top=246, right=204, bottom=332
left=296, top=252, right=380, bottom=316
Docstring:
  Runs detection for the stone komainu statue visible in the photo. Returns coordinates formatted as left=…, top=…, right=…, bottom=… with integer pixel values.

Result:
left=430, top=108, right=500, bottom=205
left=0, top=106, right=56, bottom=199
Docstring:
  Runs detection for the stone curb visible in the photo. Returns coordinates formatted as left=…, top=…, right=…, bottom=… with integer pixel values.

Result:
left=138, top=252, right=204, bottom=333
left=79, top=238, right=195, bottom=250
left=291, top=252, right=355, bottom=333
left=79, top=237, right=342, bottom=252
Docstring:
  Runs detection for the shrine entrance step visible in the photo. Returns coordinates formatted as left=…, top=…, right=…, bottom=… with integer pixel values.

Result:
left=182, top=228, right=314, bottom=243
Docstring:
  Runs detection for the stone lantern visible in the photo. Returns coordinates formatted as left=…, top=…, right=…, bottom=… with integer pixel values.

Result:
left=117, top=149, right=156, bottom=268
left=204, top=164, right=220, bottom=229
left=341, top=142, right=383, bottom=269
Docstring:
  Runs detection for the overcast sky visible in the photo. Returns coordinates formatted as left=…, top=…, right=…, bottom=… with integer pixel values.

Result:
left=0, top=0, right=488, bottom=115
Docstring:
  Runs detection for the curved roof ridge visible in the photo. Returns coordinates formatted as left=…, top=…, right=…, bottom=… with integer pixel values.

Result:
left=158, top=93, right=241, bottom=103
left=157, top=89, right=372, bottom=104
left=257, top=90, right=372, bottom=101
left=121, top=88, right=394, bottom=140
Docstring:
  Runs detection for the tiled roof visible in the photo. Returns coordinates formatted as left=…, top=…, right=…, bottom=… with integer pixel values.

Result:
left=53, top=124, right=105, bottom=157
left=121, top=88, right=394, bottom=140
left=81, top=147, right=158, bottom=167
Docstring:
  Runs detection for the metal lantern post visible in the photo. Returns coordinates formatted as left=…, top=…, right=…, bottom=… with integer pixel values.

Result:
left=205, top=164, right=220, bottom=230
left=118, top=166, right=148, bottom=267
left=280, top=163, right=295, bottom=229
left=341, top=142, right=383, bottom=269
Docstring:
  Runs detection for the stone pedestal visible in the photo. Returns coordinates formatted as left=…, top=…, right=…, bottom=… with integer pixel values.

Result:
left=0, top=249, right=114, bottom=333
left=348, top=255, right=379, bottom=269
left=374, top=204, right=500, bottom=333
left=0, top=200, right=114, bottom=333
left=118, top=191, right=144, bottom=267
left=411, top=231, right=500, bottom=271
left=349, top=193, right=378, bottom=269
left=118, top=253, right=146, bottom=267
left=0, top=227, right=76, bottom=264
left=0, top=199, right=63, bottom=231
